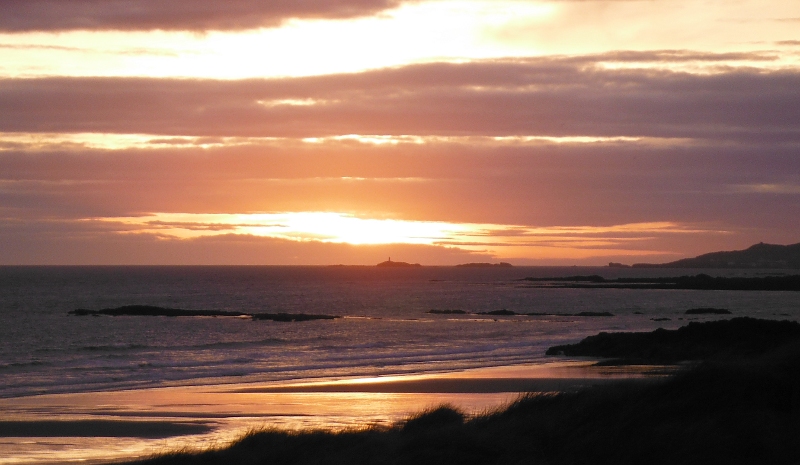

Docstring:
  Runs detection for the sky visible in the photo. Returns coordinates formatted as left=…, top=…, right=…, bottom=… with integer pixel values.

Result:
left=1, top=0, right=799, bottom=265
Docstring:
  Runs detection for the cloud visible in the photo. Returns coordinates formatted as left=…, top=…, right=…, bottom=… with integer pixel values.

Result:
left=573, top=50, right=778, bottom=63
left=95, top=212, right=714, bottom=252
left=0, top=0, right=411, bottom=32
left=730, top=183, right=800, bottom=194
left=0, top=208, right=731, bottom=265
left=1, top=56, right=798, bottom=143
left=2, top=140, right=798, bottom=264
left=2, top=52, right=799, bottom=264
left=2, top=139, right=799, bottom=236
left=0, top=218, right=490, bottom=265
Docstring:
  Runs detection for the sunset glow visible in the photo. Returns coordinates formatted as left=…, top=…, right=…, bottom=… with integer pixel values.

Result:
left=4, top=5, right=800, bottom=465
left=1, top=0, right=798, bottom=265
left=92, top=212, right=713, bottom=261
left=110, top=212, right=473, bottom=245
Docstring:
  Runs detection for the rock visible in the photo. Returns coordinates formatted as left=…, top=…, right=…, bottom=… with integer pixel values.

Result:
left=685, top=307, right=731, bottom=315
left=546, top=317, right=800, bottom=363
left=70, top=305, right=340, bottom=322
left=480, top=309, right=517, bottom=316
left=251, top=313, right=338, bottom=322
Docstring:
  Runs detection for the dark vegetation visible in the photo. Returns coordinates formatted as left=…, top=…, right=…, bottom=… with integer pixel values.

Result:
left=632, top=241, right=800, bottom=269
left=69, top=305, right=339, bottom=322
left=427, top=309, right=468, bottom=314
left=522, top=274, right=800, bottom=290
left=127, top=318, right=800, bottom=465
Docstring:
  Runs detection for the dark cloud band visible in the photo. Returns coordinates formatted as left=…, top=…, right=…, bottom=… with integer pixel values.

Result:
left=1, top=56, right=798, bottom=142
left=0, top=0, right=406, bottom=32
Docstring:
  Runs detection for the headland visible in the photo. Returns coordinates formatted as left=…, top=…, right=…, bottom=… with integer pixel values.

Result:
left=612, top=241, right=800, bottom=269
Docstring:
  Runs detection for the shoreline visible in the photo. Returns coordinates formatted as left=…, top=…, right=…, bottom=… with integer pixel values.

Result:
left=4, top=317, right=799, bottom=464
left=0, top=361, right=664, bottom=465
left=129, top=338, right=800, bottom=465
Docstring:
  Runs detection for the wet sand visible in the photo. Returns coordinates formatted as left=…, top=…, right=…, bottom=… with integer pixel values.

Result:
left=0, top=362, right=665, bottom=465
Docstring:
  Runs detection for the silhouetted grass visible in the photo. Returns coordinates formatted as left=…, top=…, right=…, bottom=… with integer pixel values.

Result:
left=130, top=324, right=800, bottom=465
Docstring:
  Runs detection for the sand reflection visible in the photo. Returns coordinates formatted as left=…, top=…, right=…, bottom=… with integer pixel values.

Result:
left=0, top=362, right=666, bottom=464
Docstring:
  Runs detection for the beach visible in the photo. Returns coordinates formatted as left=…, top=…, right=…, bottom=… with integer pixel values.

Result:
left=0, top=361, right=666, bottom=464
left=1, top=266, right=797, bottom=464
left=124, top=319, right=800, bottom=465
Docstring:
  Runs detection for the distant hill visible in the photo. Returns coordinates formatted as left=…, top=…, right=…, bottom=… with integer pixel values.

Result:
left=376, top=259, right=422, bottom=267
left=631, top=242, right=800, bottom=269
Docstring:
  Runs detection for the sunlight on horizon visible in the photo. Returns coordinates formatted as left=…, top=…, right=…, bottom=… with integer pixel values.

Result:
left=106, top=212, right=475, bottom=245
left=98, top=212, right=715, bottom=259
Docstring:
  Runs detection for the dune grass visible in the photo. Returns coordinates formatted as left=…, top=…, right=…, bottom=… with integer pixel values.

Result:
left=130, top=318, right=800, bottom=465
left=131, top=341, right=800, bottom=465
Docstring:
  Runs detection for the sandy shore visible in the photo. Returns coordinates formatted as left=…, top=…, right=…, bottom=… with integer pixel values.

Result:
left=0, top=361, right=665, bottom=465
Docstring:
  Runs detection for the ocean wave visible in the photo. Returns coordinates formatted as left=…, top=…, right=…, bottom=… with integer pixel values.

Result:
left=0, top=360, right=49, bottom=370
left=5, top=266, right=795, bottom=400
left=0, top=340, right=548, bottom=398
left=80, top=343, right=148, bottom=352
left=77, top=337, right=289, bottom=353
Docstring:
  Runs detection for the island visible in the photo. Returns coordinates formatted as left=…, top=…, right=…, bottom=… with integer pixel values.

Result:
left=427, top=309, right=468, bottom=314
left=607, top=262, right=631, bottom=268
left=376, top=258, right=422, bottom=267
left=455, top=262, right=513, bottom=268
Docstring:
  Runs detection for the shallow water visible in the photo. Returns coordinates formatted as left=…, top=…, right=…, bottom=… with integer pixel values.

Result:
left=0, top=361, right=664, bottom=465
left=1, top=266, right=798, bottom=398
left=0, top=266, right=798, bottom=464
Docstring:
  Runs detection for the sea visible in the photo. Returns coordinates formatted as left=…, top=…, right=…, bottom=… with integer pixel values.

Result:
left=2, top=265, right=798, bottom=400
